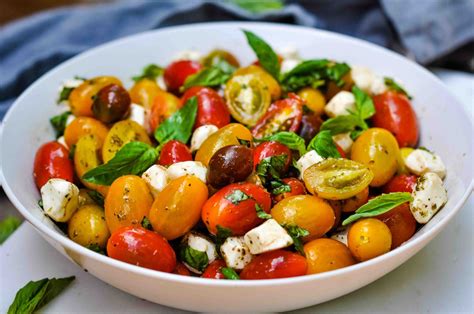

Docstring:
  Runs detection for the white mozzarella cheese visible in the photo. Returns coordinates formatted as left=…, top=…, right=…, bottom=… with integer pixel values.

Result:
left=410, top=172, right=448, bottom=223
left=324, top=91, right=356, bottom=118
left=280, top=58, right=301, bottom=74
left=182, top=232, right=217, bottom=274
left=156, top=75, right=167, bottom=91
left=167, top=161, right=208, bottom=183
left=40, top=179, right=79, bottom=222
left=57, top=136, right=68, bottom=149
left=332, top=132, right=353, bottom=154
left=220, top=236, right=253, bottom=270
left=370, top=75, right=387, bottom=95
left=244, top=219, right=293, bottom=254
left=405, top=149, right=446, bottom=179
left=173, top=50, right=202, bottom=62
left=350, top=65, right=386, bottom=95
left=190, top=125, right=219, bottom=152
left=330, top=226, right=349, bottom=246
left=141, top=165, right=169, bottom=196
left=65, top=114, right=76, bottom=127
left=128, top=103, right=147, bottom=129
left=277, top=46, right=299, bottom=60
left=296, top=150, right=324, bottom=179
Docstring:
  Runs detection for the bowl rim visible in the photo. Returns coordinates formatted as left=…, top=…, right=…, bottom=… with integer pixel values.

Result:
left=1, top=21, right=473, bottom=287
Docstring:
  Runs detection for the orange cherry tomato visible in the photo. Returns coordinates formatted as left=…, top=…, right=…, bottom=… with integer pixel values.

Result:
left=273, top=178, right=306, bottom=203
left=202, top=182, right=271, bottom=236
left=372, top=91, right=419, bottom=147
left=377, top=203, right=416, bottom=249
left=148, top=90, right=182, bottom=132
left=348, top=218, right=392, bottom=261
left=240, top=250, right=307, bottom=280
left=64, top=117, right=109, bottom=148
left=129, top=78, right=162, bottom=109
left=157, top=140, right=192, bottom=166
left=173, top=262, right=191, bottom=276
left=164, top=60, right=202, bottom=93
left=33, top=141, right=73, bottom=189
left=304, top=238, right=356, bottom=274
left=382, top=174, right=418, bottom=193
left=201, top=259, right=226, bottom=279
left=107, top=226, right=176, bottom=272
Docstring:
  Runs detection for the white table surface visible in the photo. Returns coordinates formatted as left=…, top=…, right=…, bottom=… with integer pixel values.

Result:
left=0, top=70, right=473, bottom=313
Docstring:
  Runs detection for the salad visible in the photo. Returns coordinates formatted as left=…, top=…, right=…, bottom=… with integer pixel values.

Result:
left=33, top=30, right=448, bottom=280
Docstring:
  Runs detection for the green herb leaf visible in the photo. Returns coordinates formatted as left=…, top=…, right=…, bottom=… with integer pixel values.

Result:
left=57, top=88, right=74, bottom=104
left=132, top=64, right=164, bottom=82
left=225, top=189, right=251, bottom=205
left=8, top=277, right=75, bottom=314
left=270, top=179, right=291, bottom=195
left=243, top=30, right=280, bottom=79
left=50, top=111, right=71, bottom=138
left=182, top=66, right=231, bottom=91
left=82, top=142, right=158, bottom=186
left=282, top=59, right=329, bottom=78
left=180, top=246, right=209, bottom=272
left=221, top=267, right=240, bottom=280
left=258, top=132, right=307, bottom=156
left=255, top=204, right=272, bottom=220
left=86, top=190, right=104, bottom=207
left=256, top=154, right=288, bottom=184
left=238, top=138, right=251, bottom=147
left=352, top=86, right=375, bottom=120
left=232, top=0, right=283, bottom=13
left=38, top=199, right=43, bottom=209
left=215, top=225, right=233, bottom=251
left=307, top=130, right=341, bottom=158
left=68, top=144, right=76, bottom=160
left=384, top=77, right=412, bottom=99
left=326, top=62, right=351, bottom=87
left=320, top=115, right=365, bottom=135
left=342, top=192, right=413, bottom=226
left=141, top=217, right=153, bottom=230
left=0, top=216, right=21, bottom=244
left=154, top=96, right=198, bottom=144
left=283, top=224, right=309, bottom=256
left=86, top=244, right=105, bottom=255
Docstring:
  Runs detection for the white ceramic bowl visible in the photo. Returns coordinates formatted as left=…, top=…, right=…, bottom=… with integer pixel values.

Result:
left=0, top=22, right=472, bottom=312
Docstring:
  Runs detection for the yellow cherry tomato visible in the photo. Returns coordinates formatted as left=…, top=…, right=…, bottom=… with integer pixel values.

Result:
left=397, top=147, right=415, bottom=174
left=69, top=76, right=122, bottom=117
left=64, top=117, right=109, bottom=148
left=271, top=195, right=335, bottom=241
left=104, top=175, right=153, bottom=233
left=328, top=187, right=369, bottom=213
left=304, top=238, right=356, bottom=274
left=303, top=158, right=373, bottom=200
left=149, top=176, right=208, bottom=240
left=297, top=87, right=326, bottom=116
left=201, top=49, right=240, bottom=68
left=348, top=218, right=392, bottom=261
left=195, top=123, right=252, bottom=166
left=351, top=128, right=400, bottom=187
left=68, top=204, right=110, bottom=249
left=129, top=78, right=162, bottom=109
left=233, top=65, right=281, bottom=100
left=78, top=189, right=97, bottom=207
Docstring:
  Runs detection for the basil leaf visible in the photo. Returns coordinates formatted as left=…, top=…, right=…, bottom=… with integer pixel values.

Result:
left=180, top=246, right=209, bottom=272
left=0, top=216, right=21, bottom=244
left=283, top=224, right=309, bottom=256
left=86, top=190, right=104, bottom=207
left=255, top=204, right=272, bottom=220
left=307, top=130, right=341, bottom=158
left=82, top=142, right=158, bottom=185
left=141, top=217, right=153, bottom=230
left=243, top=30, right=280, bottom=79
left=154, top=96, right=198, bottom=144
left=221, top=267, right=240, bottom=280
left=225, top=189, right=251, bottom=205
left=320, top=115, right=365, bottom=135
left=8, top=277, right=75, bottom=314
left=132, top=64, right=164, bottom=82
left=233, top=0, right=283, bottom=13
left=215, top=225, right=233, bottom=251
left=238, top=138, right=251, bottom=147
left=342, top=192, right=413, bottom=226
left=270, top=179, right=291, bottom=195
left=259, top=132, right=306, bottom=156
left=50, top=111, right=71, bottom=138
left=256, top=154, right=288, bottom=184
left=352, top=86, right=375, bottom=120
left=326, top=62, right=351, bottom=87
left=182, top=66, right=231, bottom=91
left=38, top=199, right=43, bottom=209
left=86, top=244, right=105, bottom=255
left=282, top=59, right=329, bottom=78
left=384, top=77, right=412, bottom=99
left=57, top=87, right=74, bottom=104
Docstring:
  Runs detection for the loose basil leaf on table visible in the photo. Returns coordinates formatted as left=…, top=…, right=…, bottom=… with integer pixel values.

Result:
left=180, top=246, right=209, bottom=272
left=50, top=111, right=71, bottom=138
left=0, top=216, right=22, bottom=244
left=82, top=141, right=158, bottom=186
left=257, top=131, right=307, bottom=156
left=8, top=276, right=75, bottom=314
left=283, top=224, right=309, bottom=256
left=384, top=77, right=412, bottom=99
left=342, top=192, right=413, bottom=226
left=307, top=130, right=341, bottom=158
left=181, top=66, right=231, bottom=91
left=132, top=64, right=164, bottom=82
left=221, top=267, right=240, bottom=280
left=154, top=96, right=198, bottom=144
left=243, top=30, right=280, bottom=80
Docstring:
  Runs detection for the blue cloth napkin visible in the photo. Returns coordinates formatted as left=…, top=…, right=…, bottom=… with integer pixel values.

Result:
left=1, top=0, right=473, bottom=119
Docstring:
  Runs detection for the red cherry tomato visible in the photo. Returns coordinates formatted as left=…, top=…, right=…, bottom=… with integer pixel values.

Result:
left=382, top=174, right=418, bottom=193
left=251, top=93, right=303, bottom=139
left=181, top=87, right=230, bottom=129
left=273, top=178, right=306, bottom=203
left=157, top=140, right=192, bottom=166
left=173, top=262, right=191, bottom=276
left=377, top=203, right=416, bottom=249
left=201, top=259, right=226, bottom=279
left=253, top=141, right=292, bottom=174
left=33, top=141, right=74, bottom=189
left=107, top=226, right=176, bottom=272
left=240, top=250, right=307, bottom=280
left=202, top=182, right=272, bottom=235
left=164, top=60, right=202, bottom=93
left=372, top=91, right=419, bottom=147
left=335, top=143, right=346, bottom=158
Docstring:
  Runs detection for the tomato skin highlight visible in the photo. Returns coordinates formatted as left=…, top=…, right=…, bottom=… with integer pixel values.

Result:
left=33, top=141, right=74, bottom=189
left=157, top=140, right=192, bottom=166
left=273, top=178, right=306, bottom=203
left=107, top=226, right=176, bottom=273
left=253, top=141, right=292, bottom=173
left=382, top=174, right=418, bottom=193
left=372, top=91, right=419, bottom=147
left=240, top=250, right=307, bottom=280
left=164, top=60, right=202, bottom=93
left=251, top=93, right=303, bottom=139
left=202, top=182, right=272, bottom=235
left=201, top=259, right=227, bottom=279
left=181, top=87, right=230, bottom=129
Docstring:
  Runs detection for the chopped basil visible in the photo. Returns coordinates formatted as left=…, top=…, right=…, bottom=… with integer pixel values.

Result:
left=270, top=179, right=291, bottom=195
left=181, top=66, right=231, bottom=91
left=132, top=64, right=164, bottom=82
left=255, top=204, right=272, bottom=220
left=283, top=224, right=309, bottom=256
left=180, top=246, right=209, bottom=272
left=221, top=267, right=240, bottom=280
left=243, top=30, right=280, bottom=80
left=225, top=189, right=251, bottom=205
left=352, top=85, right=375, bottom=120
left=215, top=225, right=233, bottom=251
left=86, top=244, right=105, bottom=255
left=257, top=132, right=307, bottom=156
left=256, top=154, right=288, bottom=184
left=141, top=217, right=153, bottom=230
left=384, top=77, right=412, bottom=99
left=342, top=192, right=413, bottom=226
left=154, top=97, right=198, bottom=144
left=307, top=130, right=341, bottom=159
left=57, top=87, right=74, bottom=104
left=0, top=216, right=21, bottom=244
left=238, top=138, right=251, bottom=147
left=50, top=111, right=71, bottom=138
left=82, top=141, right=158, bottom=186
left=8, top=276, right=75, bottom=314
left=87, top=190, right=104, bottom=207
